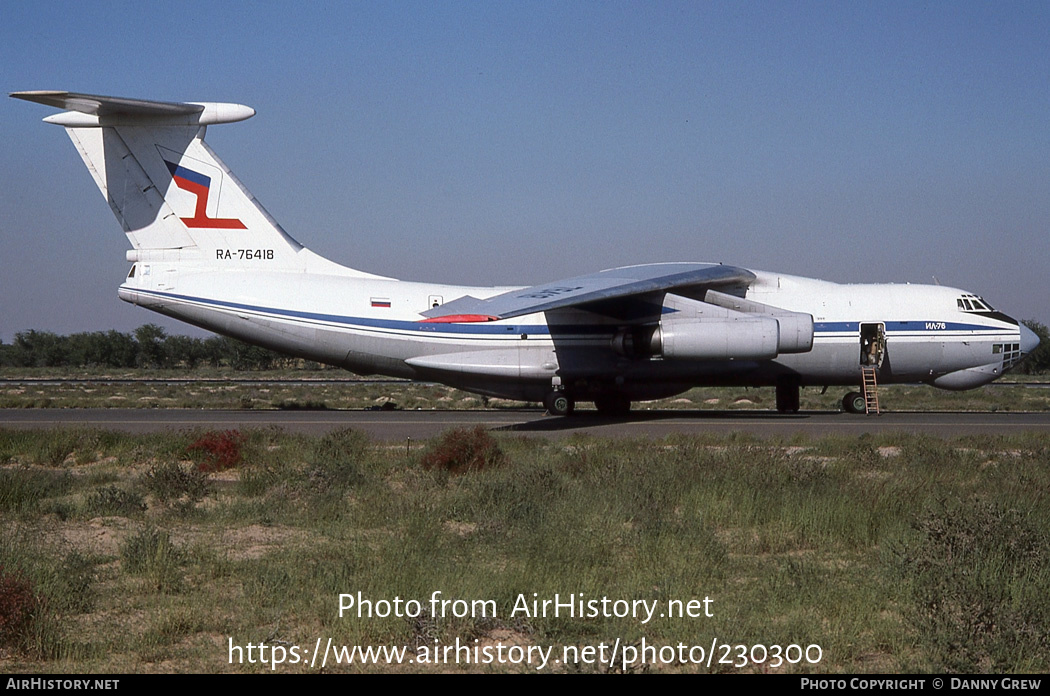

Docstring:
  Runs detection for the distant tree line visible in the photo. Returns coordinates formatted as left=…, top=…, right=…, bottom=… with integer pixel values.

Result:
left=0, top=324, right=320, bottom=370
left=1017, top=320, right=1050, bottom=375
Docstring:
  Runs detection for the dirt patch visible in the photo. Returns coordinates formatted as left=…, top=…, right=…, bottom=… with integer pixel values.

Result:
left=443, top=521, right=477, bottom=537
left=218, top=524, right=308, bottom=560
left=54, top=516, right=135, bottom=556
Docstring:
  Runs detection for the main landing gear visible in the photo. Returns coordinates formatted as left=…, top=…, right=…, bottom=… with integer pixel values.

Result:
left=594, top=394, right=632, bottom=416
left=775, top=375, right=801, bottom=413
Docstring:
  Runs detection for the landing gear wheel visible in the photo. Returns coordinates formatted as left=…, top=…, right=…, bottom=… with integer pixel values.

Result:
left=594, top=395, right=631, bottom=416
left=544, top=391, right=574, bottom=416
left=775, top=376, right=801, bottom=413
left=842, top=391, right=866, bottom=414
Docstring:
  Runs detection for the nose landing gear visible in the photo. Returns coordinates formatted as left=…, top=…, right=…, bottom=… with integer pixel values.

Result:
left=543, top=391, right=574, bottom=416
left=842, top=391, right=866, bottom=414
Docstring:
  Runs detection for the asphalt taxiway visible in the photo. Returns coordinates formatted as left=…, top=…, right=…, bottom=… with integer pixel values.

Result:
left=1, top=409, right=1049, bottom=440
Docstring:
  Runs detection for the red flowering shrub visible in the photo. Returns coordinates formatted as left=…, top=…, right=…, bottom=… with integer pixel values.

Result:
left=186, top=430, right=245, bottom=473
left=0, top=567, right=41, bottom=651
left=421, top=426, right=504, bottom=474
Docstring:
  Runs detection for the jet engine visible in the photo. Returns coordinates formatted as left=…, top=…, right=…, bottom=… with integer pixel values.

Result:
left=653, top=315, right=780, bottom=360
left=611, top=292, right=814, bottom=362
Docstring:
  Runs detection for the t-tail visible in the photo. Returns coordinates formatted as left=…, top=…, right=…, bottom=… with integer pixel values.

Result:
left=10, top=91, right=378, bottom=277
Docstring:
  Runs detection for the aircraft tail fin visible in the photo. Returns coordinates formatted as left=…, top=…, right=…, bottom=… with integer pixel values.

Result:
left=12, top=91, right=310, bottom=268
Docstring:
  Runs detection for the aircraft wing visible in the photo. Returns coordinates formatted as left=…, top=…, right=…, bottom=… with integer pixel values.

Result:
left=421, top=263, right=755, bottom=321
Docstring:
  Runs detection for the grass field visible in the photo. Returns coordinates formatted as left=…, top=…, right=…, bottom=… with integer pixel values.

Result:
left=1, top=426, right=1049, bottom=673
left=2, top=367, right=1049, bottom=412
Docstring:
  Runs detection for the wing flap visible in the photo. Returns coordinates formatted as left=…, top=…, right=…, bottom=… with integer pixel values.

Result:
left=421, top=263, right=755, bottom=320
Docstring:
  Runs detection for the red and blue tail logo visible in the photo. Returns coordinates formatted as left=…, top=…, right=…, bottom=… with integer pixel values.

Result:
left=164, top=160, right=246, bottom=229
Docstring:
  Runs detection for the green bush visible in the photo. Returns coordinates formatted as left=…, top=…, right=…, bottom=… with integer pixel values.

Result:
left=120, top=528, right=183, bottom=592
left=142, top=462, right=211, bottom=505
left=306, top=428, right=370, bottom=493
left=84, top=486, right=146, bottom=517
left=44, top=552, right=95, bottom=615
left=0, top=468, right=73, bottom=515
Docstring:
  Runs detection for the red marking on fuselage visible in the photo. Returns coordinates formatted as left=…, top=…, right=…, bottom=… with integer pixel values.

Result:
left=419, top=314, right=499, bottom=323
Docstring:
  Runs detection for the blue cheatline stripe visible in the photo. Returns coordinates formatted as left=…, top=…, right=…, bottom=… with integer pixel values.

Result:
left=814, top=321, right=1015, bottom=334
left=130, top=287, right=558, bottom=336
left=163, top=160, right=211, bottom=188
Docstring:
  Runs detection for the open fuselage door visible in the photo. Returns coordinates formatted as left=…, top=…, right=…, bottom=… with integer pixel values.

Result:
left=860, top=322, right=886, bottom=368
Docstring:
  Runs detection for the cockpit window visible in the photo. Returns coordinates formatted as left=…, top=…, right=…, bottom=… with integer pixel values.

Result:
left=957, top=294, right=994, bottom=313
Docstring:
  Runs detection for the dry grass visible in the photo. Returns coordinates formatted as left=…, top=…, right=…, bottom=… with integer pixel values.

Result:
left=1, top=428, right=1049, bottom=673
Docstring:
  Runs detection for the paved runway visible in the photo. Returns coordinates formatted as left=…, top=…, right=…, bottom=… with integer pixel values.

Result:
left=2, top=408, right=1049, bottom=440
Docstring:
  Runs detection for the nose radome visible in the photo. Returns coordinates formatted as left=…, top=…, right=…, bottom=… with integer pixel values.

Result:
left=1020, top=323, right=1040, bottom=354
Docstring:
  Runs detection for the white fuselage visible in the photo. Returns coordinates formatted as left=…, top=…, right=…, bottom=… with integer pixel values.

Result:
left=118, top=261, right=1029, bottom=402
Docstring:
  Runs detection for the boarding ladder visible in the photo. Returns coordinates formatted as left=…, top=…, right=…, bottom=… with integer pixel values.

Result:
left=861, top=366, right=880, bottom=415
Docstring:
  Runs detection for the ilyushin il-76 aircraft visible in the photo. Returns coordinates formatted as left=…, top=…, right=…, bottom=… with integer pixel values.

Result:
left=13, top=91, right=1040, bottom=415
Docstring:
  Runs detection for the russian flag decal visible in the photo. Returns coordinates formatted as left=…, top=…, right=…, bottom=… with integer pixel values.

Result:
left=164, top=160, right=246, bottom=229
left=371, top=298, right=391, bottom=308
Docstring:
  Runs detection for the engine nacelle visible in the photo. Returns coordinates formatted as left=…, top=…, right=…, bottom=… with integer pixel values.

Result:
left=771, top=312, right=814, bottom=353
left=652, top=316, right=780, bottom=361
left=609, top=293, right=813, bottom=362
left=703, top=289, right=813, bottom=353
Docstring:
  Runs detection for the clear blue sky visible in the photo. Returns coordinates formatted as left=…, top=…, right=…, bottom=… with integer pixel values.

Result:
left=2, top=1, right=1048, bottom=342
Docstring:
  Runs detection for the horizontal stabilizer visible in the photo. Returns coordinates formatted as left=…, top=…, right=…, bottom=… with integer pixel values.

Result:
left=12, top=91, right=202, bottom=116
left=10, top=91, right=254, bottom=126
